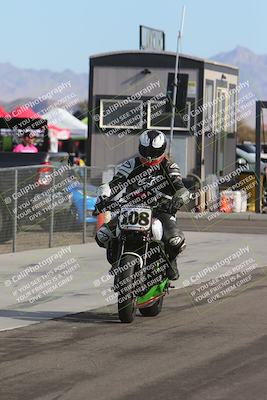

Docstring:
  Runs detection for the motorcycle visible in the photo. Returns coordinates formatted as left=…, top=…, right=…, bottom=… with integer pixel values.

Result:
left=95, top=195, right=173, bottom=323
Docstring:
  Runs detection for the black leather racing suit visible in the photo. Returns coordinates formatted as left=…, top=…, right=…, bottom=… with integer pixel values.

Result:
left=95, top=156, right=190, bottom=277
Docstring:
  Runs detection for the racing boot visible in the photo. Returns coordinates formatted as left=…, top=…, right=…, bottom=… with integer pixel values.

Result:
left=166, top=257, right=180, bottom=280
left=107, top=238, right=120, bottom=277
left=166, top=241, right=186, bottom=280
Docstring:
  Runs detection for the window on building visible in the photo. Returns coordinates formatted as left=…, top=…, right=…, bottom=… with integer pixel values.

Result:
left=204, top=81, right=214, bottom=132
left=228, top=85, right=237, bottom=132
left=215, top=87, right=229, bottom=174
left=99, top=99, right=143, bottom=129
left=147, top=99, right=190, bottom=130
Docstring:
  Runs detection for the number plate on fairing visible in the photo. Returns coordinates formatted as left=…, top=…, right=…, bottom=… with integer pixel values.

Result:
left=119, top=207, right=152, bottom=231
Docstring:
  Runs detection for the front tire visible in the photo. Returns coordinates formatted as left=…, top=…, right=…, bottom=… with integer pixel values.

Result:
left=139, top=297, right=163, bottom=317
left=117, top=254, right=138, bottom=323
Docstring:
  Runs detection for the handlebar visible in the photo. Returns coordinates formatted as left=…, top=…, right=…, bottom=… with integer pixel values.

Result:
left=92, top=208, right=100, bottom=217
left=94, top=191, right=174, bottom=216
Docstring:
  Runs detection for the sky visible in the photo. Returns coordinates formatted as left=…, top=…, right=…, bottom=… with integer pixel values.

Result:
left=0, top=0, right=266, bottom=73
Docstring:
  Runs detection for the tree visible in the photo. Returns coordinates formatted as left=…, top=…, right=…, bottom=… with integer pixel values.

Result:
left=237, top=120, right=255, bottom=143
left=73, top=100, right=88, bottom=120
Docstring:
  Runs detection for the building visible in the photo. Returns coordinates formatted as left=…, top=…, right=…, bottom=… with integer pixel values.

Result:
left=87, top=50, right=239, bottom=179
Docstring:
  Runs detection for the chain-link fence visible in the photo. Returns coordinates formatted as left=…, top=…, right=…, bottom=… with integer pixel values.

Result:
left=0, top=165, right=104, bottom=254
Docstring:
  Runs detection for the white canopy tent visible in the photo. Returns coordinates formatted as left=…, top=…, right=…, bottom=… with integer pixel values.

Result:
left=43, top=108, right=88, bottom=139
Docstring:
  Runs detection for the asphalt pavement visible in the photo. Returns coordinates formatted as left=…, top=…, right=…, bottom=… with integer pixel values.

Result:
left=0, top=230, right=267, bottom=400
left=0, top=265, right=266, bottom=400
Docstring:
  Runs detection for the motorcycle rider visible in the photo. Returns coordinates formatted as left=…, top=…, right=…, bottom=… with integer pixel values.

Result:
left=94, top=130, right=190, bottom=280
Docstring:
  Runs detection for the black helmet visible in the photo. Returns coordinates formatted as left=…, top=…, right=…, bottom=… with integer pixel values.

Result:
left=139, top=130, right=167, bottom=165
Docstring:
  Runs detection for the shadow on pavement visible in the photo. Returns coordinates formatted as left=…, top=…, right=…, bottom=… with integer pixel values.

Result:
left=0, top=308, right=120, bottom=325
left=0, top=309, right=67, bottom=321
left=58, top=308, right=120, bottom=324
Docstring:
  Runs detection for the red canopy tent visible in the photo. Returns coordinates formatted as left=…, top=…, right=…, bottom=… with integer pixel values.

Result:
left=0, top=106, right=9, bottom=118
left=10, top=106, right=70, bottom=139
left=10, top=106, right=41, bottom=119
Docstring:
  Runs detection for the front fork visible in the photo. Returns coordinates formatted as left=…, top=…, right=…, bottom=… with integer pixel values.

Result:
left=113, top=233, right=150, bottom=293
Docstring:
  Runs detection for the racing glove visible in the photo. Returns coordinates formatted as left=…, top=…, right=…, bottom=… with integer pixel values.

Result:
left=170, top=187, right=191, bottom=214
left=94, top=195, right=109, bottom=215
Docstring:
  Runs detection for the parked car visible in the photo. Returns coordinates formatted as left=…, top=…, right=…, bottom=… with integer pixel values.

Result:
left=68, top=183, right=97, bottom=225
left=236, top=144, right=267, bottom=173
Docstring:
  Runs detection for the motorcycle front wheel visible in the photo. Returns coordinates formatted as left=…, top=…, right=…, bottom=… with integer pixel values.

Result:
left=117, top=254, right=138, bottom=323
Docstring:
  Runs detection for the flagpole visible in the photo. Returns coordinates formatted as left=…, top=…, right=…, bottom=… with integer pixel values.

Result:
left=169, top=5, right=186, bottom=157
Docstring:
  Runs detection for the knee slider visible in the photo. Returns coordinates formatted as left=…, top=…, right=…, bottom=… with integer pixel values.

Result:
left=169, top=234, right=185, bottom=250
left=96, top=225, right=112, bottom=248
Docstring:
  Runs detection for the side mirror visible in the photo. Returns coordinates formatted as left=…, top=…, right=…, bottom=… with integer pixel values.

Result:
left=236, top=157, right=247, bottom=166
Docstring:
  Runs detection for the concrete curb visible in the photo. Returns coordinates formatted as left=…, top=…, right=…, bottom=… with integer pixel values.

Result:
left=177, top=211, right=267, bottom=221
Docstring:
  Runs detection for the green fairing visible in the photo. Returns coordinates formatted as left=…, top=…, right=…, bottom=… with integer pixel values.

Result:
left=137, top=278, right=169, bottom=305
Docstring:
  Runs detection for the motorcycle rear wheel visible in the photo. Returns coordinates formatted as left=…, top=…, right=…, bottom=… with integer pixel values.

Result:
left=139, top=297, right=163, bottom=317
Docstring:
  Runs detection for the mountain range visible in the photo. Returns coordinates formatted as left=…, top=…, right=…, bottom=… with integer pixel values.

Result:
left=212, top=46, right=266, bottom=101
left=0, top=63, right=88, bottom=111
left=0, top=46, right=265, bottom=117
